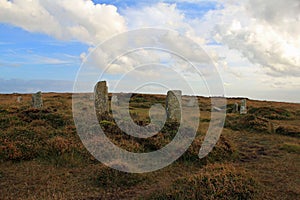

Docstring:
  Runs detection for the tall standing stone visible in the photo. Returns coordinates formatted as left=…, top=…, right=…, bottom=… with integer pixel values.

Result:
left=166, top=90, right=182, bottom=121
left=32, top=91, right=43, bottom=109
left=240, top=99, right=247, bottom=114
left=94, top=81, right=109, bottom=119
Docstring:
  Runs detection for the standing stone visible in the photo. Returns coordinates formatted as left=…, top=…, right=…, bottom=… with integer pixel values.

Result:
left=94, top=81, right=109, bottom=119
left=17, top=96, right=22, bottom=103
left=187, top=97, right=197, bottom=107
left=166, top=90, right=182, bottom=121
left=111, top=95, right=119, bottom=106
left=89, top=95, right=94, bottom=101
left=32, top=92, right=43, bottom=109
left=240, top=99, right=247, bottom=114
left=234, top=102, right=239, bottom=113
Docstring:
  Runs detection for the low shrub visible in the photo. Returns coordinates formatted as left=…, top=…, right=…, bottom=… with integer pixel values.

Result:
left=276, top=126, right=300, bottom=138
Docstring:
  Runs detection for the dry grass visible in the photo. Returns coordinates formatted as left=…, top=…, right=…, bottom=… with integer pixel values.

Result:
left=0, top=93, right=299, bottom=199
left=147, top=163, right=259, bottom=200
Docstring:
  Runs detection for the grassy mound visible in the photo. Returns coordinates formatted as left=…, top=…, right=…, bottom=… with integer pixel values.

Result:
left=225, top=113, right=299, bottom=137
left=225, top=114, right=271, bottom=133
left=248, top=107, right=293, bottom=120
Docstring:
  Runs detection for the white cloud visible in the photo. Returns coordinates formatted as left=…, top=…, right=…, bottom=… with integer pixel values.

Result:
left=212, top=0, right=300, bottom=77
left=123, top=3, right=206, bottom=45
left=0, top=0, right=126, bottom=44
left=124, top=3, right=184, bottom=29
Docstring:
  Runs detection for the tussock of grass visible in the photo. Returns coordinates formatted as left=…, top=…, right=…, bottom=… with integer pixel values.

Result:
left=180, top=135, right=238, bottom=163
left=147, top=163, right=259, bottom=200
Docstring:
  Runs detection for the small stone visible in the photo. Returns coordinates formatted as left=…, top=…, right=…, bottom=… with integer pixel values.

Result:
left=17, top=96, right=22, bottom=103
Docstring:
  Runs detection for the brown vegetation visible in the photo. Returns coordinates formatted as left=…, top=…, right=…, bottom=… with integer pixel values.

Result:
left=0, top=93, right=299, bottom=199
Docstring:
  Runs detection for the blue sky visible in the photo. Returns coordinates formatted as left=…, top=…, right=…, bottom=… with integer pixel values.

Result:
left=0, top=0, right=299, bottom=102
left=0, top=23, right=85, bottom=80
left=95, top=0, right=219, bottom=18
left=0, top=0, right=217, bottom=92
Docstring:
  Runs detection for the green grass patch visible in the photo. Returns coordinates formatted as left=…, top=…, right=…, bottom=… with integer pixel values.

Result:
left=280, top=143, right=300, bottom=154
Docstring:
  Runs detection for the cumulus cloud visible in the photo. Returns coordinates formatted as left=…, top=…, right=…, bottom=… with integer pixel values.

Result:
left=212, top=0, right=300, bottom=77
left=123, top=3, right=206, bottom=45
left=1, top=0, right=299, bottom=78
left=80, top=27, right=215, bottom=79
left=0, top=0, right=126, bottom=44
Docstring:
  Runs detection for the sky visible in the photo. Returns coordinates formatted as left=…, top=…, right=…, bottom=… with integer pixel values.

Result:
left=0, top=0, right=299, bottom=103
